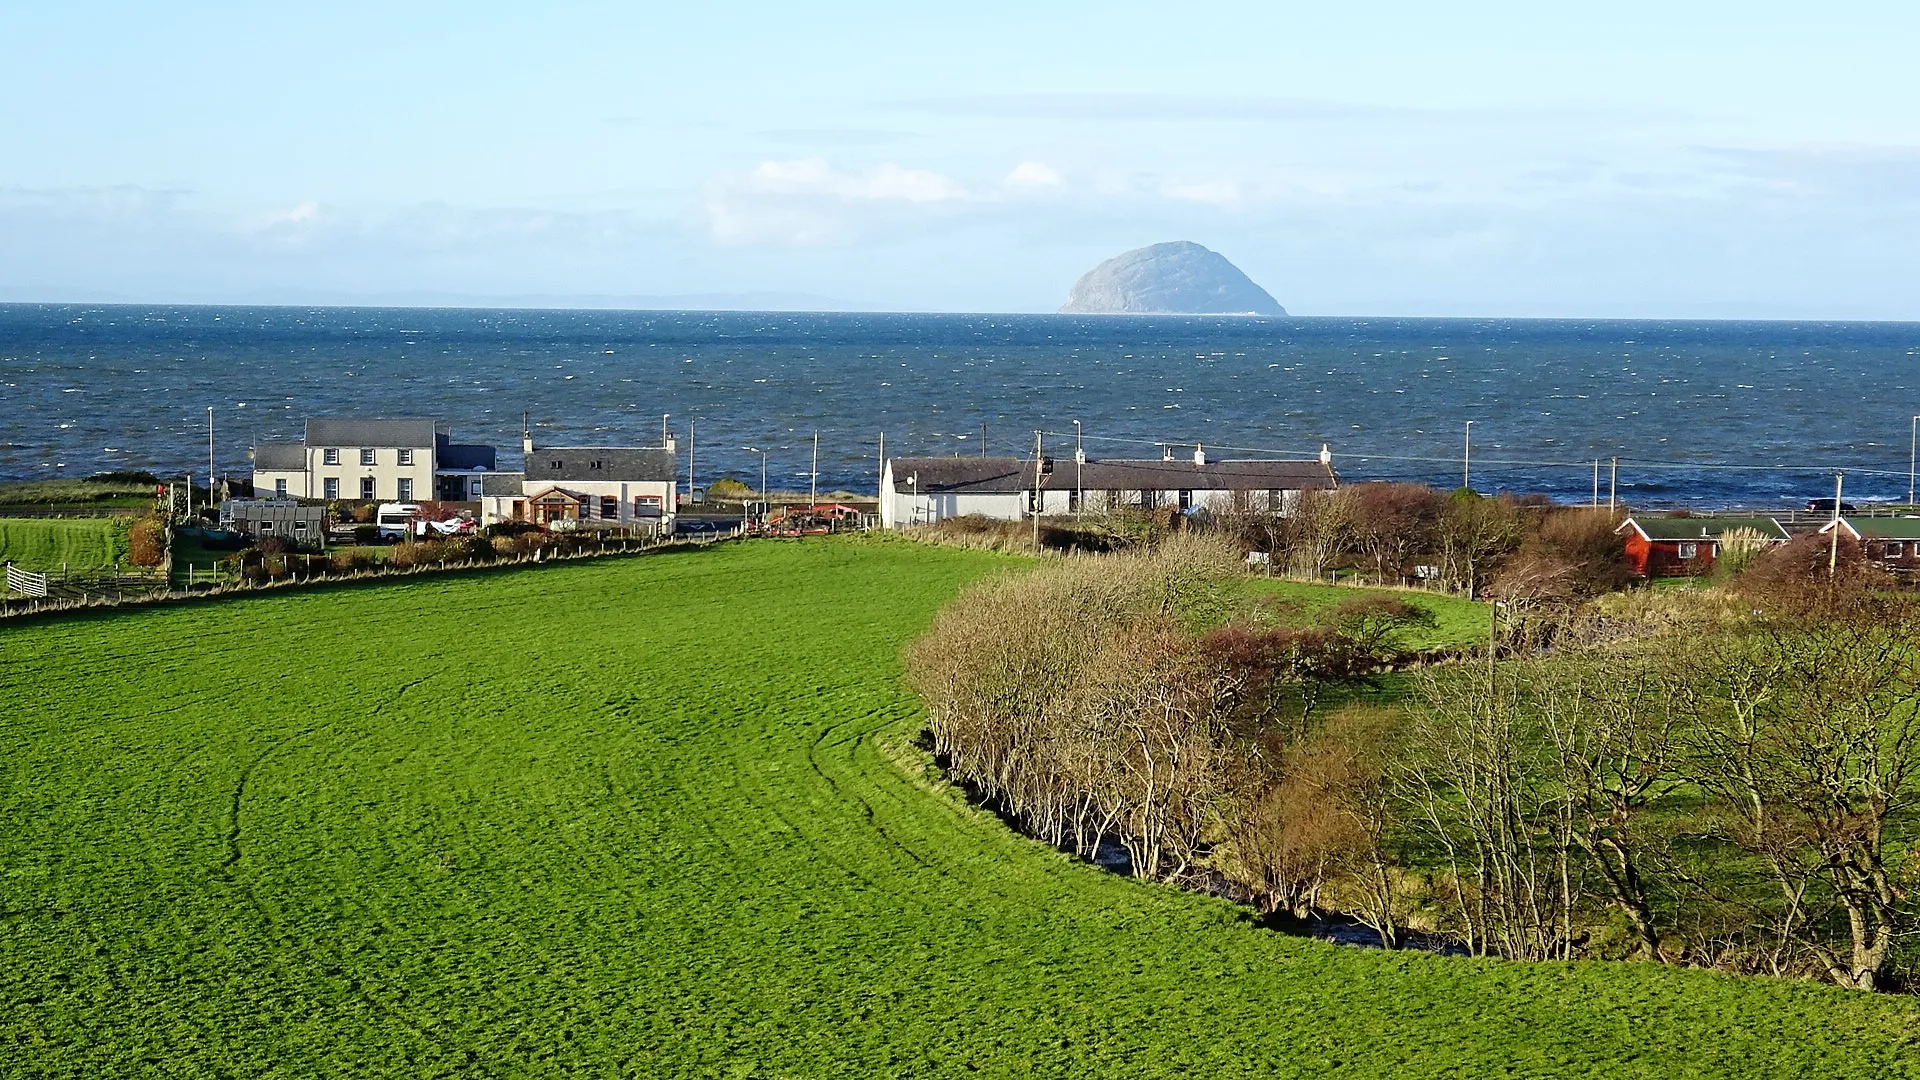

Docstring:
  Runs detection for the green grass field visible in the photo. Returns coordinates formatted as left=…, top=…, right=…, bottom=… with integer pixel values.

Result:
left=2, top=539, right=1916, bottom=1077
left=0, top=518, right=128, bottom=573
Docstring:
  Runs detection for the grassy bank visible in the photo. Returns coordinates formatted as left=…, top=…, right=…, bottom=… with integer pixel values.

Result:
left=1, top=539, right=1915, bottom=1077
left=0, top=517, right=129, bottom=572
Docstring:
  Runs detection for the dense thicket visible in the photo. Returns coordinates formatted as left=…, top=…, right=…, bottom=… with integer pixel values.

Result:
left=907, top=539, right=1920, bottom=991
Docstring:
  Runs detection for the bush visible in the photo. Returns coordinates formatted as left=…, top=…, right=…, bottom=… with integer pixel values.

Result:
left=352, top=524, right=379, bottom=545
left=329, top=549, right=376, bottom=573
left=447, top=536, right=495, bottom=563
left=389, top=541, right=447, bottom=568
left=256, top=536, right=292, bottom=556
left=708, top=477, right=752, bottom=501
left=126, top=516, right=167, bottom=567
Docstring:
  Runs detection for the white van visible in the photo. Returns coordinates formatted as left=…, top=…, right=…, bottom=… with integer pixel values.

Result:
left=374, top=503, right=420, bottom=541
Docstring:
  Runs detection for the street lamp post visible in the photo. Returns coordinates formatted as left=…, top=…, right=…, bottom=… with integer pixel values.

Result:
left=1073, top=419, right=1083, bottom=515
left=1909, top=416, right=1919, bottom=506
left=1463, top=420, right=1475, bottom=492
left=743, top=446, right=768, bottom=520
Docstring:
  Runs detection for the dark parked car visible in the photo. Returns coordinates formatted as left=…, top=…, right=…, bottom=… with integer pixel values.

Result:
left=1805, top=498, right=1859, bottom=515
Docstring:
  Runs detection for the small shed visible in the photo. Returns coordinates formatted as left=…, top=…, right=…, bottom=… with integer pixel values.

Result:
left=219, top=500, right=328, bottom=549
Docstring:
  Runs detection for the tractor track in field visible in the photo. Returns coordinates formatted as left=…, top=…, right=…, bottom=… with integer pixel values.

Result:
left=215, top=671, right=451, bottom=1065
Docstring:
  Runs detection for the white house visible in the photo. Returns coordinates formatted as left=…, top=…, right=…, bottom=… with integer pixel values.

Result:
left=478, top=427, right=679, bottom=534
left=879, top=446, right=1338, bottom=529
left=251, top=418, right=502, bottom=503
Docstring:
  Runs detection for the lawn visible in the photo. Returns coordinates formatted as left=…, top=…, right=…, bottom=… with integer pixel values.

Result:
left=1, top=539, right=1916, bottom=1077
left=0, top=517, right=128, bottom=573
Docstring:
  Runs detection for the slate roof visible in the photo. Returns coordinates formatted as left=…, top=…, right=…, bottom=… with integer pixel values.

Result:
left=253, top=442, right=306, bottom=470
left=1621, top=515, right=1789, bottom=542
left=435, top=441, right=498, bottom=470
left=1077, top=458, right=1336, bottom=492
left=305, top=418, right=438, bottom=448
left=888, top=456, right=1338, bottom=494
left=889, top=457, right=1037, bottom=494
left=523, top=447, right=676, bottom=484
left=479, top=472, right=526, bottom=497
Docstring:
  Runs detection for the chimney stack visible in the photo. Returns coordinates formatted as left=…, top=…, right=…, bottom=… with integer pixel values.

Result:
left=1193, top=444, right=1207, bottom=466
left=522, top=412, right=534, bottom=456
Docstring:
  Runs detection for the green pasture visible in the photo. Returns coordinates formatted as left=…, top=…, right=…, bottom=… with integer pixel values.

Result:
left=1, top=539, right=1915, bottom=1077
left=0, top=517, right=128, bottom=573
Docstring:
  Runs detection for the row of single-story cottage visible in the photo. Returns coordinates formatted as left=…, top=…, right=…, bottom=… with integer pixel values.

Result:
left=1616, top=513, right=1920, bottom=576
left=878, top=445, right=1340, bottom=528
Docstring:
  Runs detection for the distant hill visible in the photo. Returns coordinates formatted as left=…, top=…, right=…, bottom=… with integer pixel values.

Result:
left=1059, top=241, right=1286, bottom=315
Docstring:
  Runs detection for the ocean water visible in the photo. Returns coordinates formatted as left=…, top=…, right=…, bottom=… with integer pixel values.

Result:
left=3, top=304, right=1919, bottom=508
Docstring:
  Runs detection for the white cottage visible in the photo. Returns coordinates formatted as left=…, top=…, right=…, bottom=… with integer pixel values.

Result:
left=478, top=428, right=679, bottom=535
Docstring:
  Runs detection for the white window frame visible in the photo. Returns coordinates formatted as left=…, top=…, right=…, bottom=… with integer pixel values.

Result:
left=323, top=477, right=339, bottom=499
left=397, top=478, right=413, bottom=501
left=397, top=448, right=414, bottom=466
left=359, top=448, right=376, bottom=466
left=1676, top=542, right=1698, bottom=560
left=360, top=476, right=376, bottom=500
left=322, top=448, right=340, bottom=465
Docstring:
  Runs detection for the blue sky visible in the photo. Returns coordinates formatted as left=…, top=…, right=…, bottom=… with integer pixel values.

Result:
left=4, top=1, right=1918, bottom=315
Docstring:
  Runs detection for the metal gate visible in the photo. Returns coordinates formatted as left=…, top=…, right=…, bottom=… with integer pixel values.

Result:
left=4, top=562, right=48, bottom=598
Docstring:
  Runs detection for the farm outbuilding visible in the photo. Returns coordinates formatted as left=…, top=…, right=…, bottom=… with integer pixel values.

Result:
left=219, top=500, right=328, bottom=549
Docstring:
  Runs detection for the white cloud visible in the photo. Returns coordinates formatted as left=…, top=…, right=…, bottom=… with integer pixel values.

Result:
left=1161, top=180, right=1244, bottom=208
left=1004, top=161, right=1063, bottom=188
left=746, top=158, right=966, bottom=203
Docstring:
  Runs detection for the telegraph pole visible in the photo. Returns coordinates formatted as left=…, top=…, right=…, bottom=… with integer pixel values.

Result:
left=810, top=431, right=819, bottom=505
left=1073, top=419, right=1084, bottom=515
left=981, top=422, right=987, bottom=458
left=1608, top=457, right=1619, bottom=513
left=207, top=407, right=216, bottom=503
left=688, top=417, right=696, bottom=500
left=1592, top=459, right=1600, bottom=510
left=1033, top=431, right=1043, bottom=554
left=877, top=431, right=885, bottom=500
left=1909, top=416, right=1918, bottom=506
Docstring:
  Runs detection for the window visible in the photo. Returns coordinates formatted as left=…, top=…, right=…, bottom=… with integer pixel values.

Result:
left=274, top=479, right=288, bottom=496
left=1888, top=542, right=1906, bottom=560
left=359, top=448, right=376, bottom=466
left=397, top=448, right=414, bottom=465
left=323, top=448, right=339, bottom=465
left=590, top=460, right=604, bottom=470
left=1178, top=490, right=1193, bottom=511
left=1676, top=542, right=1698, bottom=560
left=550, top=460, right=563, bottom=469
left=1067, top=488, right=1080, bottom=512
left=360, top=477, right=376, bottom=500
left=601, top=496, right=618, bottom=519
left=511, top=499, right=526, bottom=521
left=397, top=478, right=413, bottom=501
left=323, top=477, right=339, bottom=499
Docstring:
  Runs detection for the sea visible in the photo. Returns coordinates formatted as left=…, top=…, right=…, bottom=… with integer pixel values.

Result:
left=4, top=303, right=1919, bottom=509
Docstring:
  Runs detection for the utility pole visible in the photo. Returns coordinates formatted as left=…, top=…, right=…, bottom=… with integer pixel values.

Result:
left=1592, top=459, right=1600, bottom=510
left=688, top=417, right=696, bottom=500
left=980, top=422, right=987, bottom=458
left=1829, top=471, right=1845, bottom=580
left=1033, top=431, right=1043, bottom=554
left=1608, top=457, right=1618, bottom=513
left=877, top=431, right=885, bottom=500
left=662, top=413, right=670, bottom=447
left=810, top=431, right=819, bottom=505
left=207, top=407, right=216, bottom=504
left=1462, top=420, right=1474, bottom=491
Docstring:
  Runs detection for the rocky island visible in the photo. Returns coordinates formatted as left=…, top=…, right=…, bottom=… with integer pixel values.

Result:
left=1059, top=241, right=1287, bottom=315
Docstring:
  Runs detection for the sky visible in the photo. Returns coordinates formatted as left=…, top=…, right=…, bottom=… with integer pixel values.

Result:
left=3, top=1, right=1919, bottom=316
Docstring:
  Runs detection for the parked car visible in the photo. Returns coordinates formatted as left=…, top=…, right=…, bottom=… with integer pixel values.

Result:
left=373, top=502, right=421, bottom=541
left=1804, top=498, right=1859, bottom=515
